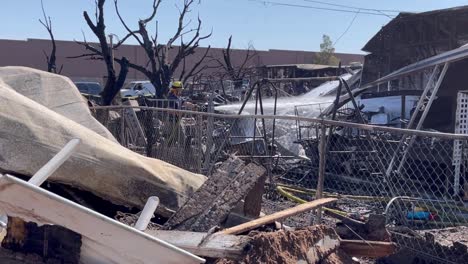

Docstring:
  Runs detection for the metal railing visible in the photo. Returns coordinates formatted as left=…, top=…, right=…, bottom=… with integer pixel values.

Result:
left=92, top=105, right=468, bottom=263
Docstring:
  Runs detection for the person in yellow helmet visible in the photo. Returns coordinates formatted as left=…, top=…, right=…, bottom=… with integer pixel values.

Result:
left=167, top=81, right=195, bottom=110
left=167, top=81, right=183, bottom=109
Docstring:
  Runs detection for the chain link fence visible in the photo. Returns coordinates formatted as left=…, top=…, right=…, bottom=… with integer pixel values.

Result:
left=92, top=104, right=468, bottom=263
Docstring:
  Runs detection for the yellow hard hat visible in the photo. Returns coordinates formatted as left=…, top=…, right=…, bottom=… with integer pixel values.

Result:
left=172, top=81, right=183, bottom=89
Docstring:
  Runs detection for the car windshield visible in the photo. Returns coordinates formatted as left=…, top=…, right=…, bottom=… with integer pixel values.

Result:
left=86, top=83, right=102, bottom=95
left=123, top=83, right=138, bottom=90
left=75, top=83, right=102, bottom=95
left=75, top=83, right=88, bottom=94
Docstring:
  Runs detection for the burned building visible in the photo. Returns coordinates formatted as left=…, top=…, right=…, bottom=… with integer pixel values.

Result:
left=357, top=6, right=468, bottom=133
left=362, top=5, right=468, bottom=86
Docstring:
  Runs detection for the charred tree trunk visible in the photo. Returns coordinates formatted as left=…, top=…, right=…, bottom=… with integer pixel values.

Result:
left=39, top=0, right=62, bottom=74
left=79, top=0, right=128, bottom=106
left=101, top=57, right=129, bottom=105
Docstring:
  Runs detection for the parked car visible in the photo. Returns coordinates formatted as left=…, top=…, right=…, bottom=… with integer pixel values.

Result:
left=74, top=82, right=103, bottom=96
left=120, top=81, right=156, bottom=97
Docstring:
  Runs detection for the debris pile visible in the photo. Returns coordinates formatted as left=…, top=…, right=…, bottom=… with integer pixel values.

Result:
left=217, top=226, right=355, bottom=264
left=0, top=67, right=206, bottom=216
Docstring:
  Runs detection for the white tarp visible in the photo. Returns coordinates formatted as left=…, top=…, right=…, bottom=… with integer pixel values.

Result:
left=0, top=67, right=206, bottom=214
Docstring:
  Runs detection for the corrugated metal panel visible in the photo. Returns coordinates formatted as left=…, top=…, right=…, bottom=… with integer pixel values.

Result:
left=0, top=174, right=205, bottom=264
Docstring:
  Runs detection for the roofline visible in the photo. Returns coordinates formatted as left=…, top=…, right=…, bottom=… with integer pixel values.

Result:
left=362, top=5, right=468, bottom=52
left=362, top=44, right=468, bottom=88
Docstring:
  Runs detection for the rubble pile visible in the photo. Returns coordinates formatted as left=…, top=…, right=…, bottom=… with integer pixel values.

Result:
left=217, top=226, right=356, bottom=264
left=0, top=65, right=461, bottom=264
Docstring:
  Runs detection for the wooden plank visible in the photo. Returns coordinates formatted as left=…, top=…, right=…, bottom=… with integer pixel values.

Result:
left=221, top=198, right=337, bottom=235
left=243, top=175, right=266, bottom=218
left=340, top=240, right=396, bottom=258
left=147, top=230, right=251, bottom=259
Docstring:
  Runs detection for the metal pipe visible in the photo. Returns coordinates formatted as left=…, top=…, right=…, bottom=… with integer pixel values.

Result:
left=385, top=65, right=441, bottom=176
left=134, top=196, right=160, bottom=231
left=271, top=84, right=278, bottom=153
left=29, top=139, right=81, bottom=187
left=396, top=63, right=450, bottom=174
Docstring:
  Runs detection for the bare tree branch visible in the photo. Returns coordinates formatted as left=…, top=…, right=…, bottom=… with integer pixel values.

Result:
left=39, top=0, right=61, bottom=73
left=112, top=0, right=211, bottom=98
left=181, top=45, right=211, bottom=82
left=114, top=0, right=144, bottom=46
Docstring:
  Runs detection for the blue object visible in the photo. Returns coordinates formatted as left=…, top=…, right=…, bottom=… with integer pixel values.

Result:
left=407, top=211, right=431, bottom=220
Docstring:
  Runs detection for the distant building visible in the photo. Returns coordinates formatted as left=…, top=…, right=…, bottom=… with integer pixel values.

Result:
left=0, top=38, right=363, bottom=85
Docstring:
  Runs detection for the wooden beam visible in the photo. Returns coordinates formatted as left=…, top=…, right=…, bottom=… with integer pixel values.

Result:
left=163, top=157, right=246, bottom=230
left=146, top=230, right=251, bottom=259
left=340, top=240, right=396, bottom=258
left=221, top=198, right=337, bottom=235
left=188, top=163, right=266, bottom=232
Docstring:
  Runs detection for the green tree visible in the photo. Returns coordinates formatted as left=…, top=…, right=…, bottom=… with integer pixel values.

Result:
left=315, top=34, right=339, bottom=66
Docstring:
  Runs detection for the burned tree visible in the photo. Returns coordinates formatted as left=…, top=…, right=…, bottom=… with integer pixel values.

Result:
left=73, top=0, right=129, bottom=105
left=114, top=0, right=212, bottom=98
left=213, top=36, right=258, bottom=97
left=39, top=0, right=62, bottom=74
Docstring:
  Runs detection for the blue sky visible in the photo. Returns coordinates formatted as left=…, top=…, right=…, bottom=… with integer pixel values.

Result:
left=1, top=0, right=467, bottom=54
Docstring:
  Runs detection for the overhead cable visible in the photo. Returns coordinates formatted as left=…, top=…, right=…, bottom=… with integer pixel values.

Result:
left=248, top=0, right=396, bottom=17
left=301, top=0, right=408, bottom=13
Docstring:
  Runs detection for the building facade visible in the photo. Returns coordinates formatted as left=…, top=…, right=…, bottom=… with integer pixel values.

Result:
left=0, top=38, right=364, bottom=84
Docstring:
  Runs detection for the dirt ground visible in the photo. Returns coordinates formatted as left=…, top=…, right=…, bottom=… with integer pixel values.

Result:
left=216, top=225, right=357, bottom=264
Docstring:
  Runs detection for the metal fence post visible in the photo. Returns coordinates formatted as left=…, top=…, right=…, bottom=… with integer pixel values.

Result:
left=314, top=124, right=327, bottom=224
left=203, top=92, right=214, bottom=174
left=120, top=108, right=125, bottom=146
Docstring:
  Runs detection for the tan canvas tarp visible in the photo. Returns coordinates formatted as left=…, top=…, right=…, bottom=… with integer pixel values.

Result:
left=0, top=67, right=206, bottom=214
left=0, top=67, right=117, bottom=141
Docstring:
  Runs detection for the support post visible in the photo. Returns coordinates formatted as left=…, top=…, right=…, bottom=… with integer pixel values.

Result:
left=28, top=139, right=81, bottom=187
left=314, top=125, right=327, bottom=224
left=203, top=91, right=214, bottom=174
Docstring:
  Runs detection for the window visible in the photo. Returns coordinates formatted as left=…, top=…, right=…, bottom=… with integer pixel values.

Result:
left=75, top=83, right=89, bottom=94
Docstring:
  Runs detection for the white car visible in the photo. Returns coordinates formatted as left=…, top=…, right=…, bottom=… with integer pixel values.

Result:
left=120, top=81, right=156, bottom=97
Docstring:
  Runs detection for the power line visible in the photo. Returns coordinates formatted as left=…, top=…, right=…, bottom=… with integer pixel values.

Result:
left=248, top=0, right=395, bottom=17
left=333, top=9, right=360, bottom=46
left=301, top=0, right=408, bottom=13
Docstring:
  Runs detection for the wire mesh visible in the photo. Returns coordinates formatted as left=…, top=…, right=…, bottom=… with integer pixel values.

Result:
left=92, top=104, right=468, bottom=263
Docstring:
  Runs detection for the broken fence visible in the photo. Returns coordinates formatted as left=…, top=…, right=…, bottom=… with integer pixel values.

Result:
left=92, top=105, right=468, bottom=263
